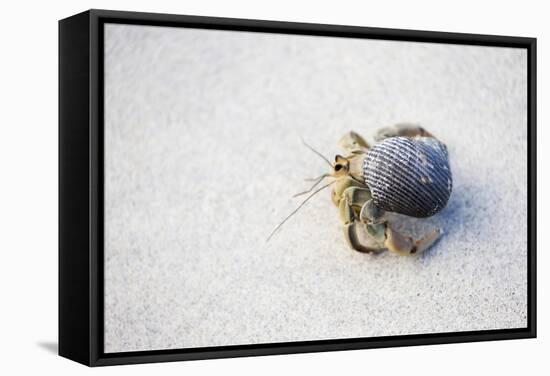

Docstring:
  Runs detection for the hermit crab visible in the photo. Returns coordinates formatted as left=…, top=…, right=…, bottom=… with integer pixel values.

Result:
left=268, top=124, right=452, bottom=255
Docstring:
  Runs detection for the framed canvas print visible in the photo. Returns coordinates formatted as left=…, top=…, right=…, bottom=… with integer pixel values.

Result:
left=59, top=9, right=536, bottom=366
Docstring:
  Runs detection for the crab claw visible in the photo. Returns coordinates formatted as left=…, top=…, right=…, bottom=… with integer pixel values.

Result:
left=384, top=226, right=442, bottom=255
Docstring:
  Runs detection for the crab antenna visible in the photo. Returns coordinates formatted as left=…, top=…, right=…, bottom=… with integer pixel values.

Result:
left=305, top=173, right=329, bottom=182
left=293, top=173, right=331, bottom=197
left=301, top=138, right=332, bottom=167
left=266, top=180, right=335, bottom=243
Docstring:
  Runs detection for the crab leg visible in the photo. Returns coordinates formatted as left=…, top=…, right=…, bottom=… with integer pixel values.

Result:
left=338, top=187, right=384, bottom=253
left=374, top=123, right=435, bottom=141
left=384, top=225, right=442, bottom=255
left=343, top=223, right=384, bottom=254
left=338, top=131, right=370, bottom=153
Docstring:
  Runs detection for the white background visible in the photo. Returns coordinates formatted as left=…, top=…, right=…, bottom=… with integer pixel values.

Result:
left=0, top=0, right=547, bottom=374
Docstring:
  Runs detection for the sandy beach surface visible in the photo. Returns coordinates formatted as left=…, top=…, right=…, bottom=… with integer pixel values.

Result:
left=103, top=24, right=527, bottom=352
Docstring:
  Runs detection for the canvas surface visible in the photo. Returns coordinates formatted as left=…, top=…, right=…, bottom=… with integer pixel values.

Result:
left=103, top=24, right=527, bottom=353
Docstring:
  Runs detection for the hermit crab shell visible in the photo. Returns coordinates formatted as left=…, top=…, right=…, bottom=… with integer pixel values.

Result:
left=363, top=136, right=452, bottom=218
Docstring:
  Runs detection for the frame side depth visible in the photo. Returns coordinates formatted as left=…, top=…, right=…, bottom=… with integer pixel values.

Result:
left=59, top=10, right=93, bottom=366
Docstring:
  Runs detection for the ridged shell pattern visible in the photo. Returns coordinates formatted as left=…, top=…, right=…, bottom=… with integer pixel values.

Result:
left=363, top=136, right=452, bottom=218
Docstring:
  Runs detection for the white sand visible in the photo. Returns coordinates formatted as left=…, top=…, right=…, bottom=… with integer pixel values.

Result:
left=103, top=24, right=527, bottom=353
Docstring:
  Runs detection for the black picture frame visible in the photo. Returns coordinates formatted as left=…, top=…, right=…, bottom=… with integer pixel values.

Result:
left=59, top=9, right=537, bottom=367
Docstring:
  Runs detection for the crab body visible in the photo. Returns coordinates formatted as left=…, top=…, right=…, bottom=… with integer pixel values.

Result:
left=328, top=124, right=452, bottom=255
left=272, top=124, right=452, bottom=255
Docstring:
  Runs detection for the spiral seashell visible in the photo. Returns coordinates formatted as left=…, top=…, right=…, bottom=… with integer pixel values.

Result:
left=363, top=136, right=452, bottom=218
